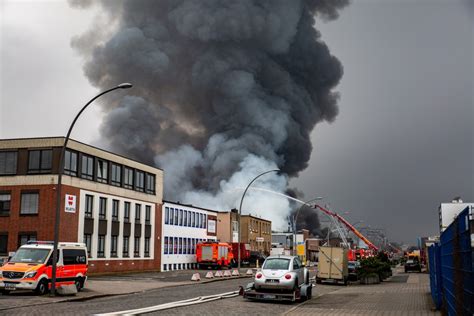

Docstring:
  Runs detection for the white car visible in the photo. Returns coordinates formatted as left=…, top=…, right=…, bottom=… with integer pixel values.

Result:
left=254, top=255, right=309, bottom=291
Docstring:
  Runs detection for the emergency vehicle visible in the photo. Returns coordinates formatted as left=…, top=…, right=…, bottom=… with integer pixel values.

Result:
left=0, top=241, right=88, bottom=295
left=196, top=241, right=234, bottom=269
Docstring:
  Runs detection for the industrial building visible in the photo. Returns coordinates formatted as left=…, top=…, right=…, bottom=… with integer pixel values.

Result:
left=161, top=201, right=218, bottom=271
left=0, top=137, right=163, bottom=273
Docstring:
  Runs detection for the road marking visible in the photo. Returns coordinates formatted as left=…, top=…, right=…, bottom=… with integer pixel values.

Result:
left=95, top=291, right=239, bottom=315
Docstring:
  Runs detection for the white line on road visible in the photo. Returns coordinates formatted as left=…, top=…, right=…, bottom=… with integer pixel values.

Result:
left=95, top=291, right=240, bottom=315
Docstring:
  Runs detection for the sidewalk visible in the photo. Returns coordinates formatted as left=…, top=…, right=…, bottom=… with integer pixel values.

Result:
left=286, top=269, right=439, bottom=316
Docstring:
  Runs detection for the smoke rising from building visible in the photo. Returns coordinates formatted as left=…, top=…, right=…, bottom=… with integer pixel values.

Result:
left=71, top=0, right=348, bottom=230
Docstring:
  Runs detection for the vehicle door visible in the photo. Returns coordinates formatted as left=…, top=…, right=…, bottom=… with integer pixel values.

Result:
left=61, top=249, right=78, bottom=282
left=45, top=250, right=60, bottom=282
left=293, top=257, right=304, bottom=286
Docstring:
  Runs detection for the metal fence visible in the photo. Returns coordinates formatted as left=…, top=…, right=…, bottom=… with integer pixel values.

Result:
left=429, top=206, right=473, bottom=315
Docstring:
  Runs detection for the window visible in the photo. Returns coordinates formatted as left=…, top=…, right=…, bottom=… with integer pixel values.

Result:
left=169, top=237, right=174, bottom=255
left=28, top=150, right=52, bottom=173
left=135, top=170, right=145, bottom=192
left=178, top=237, right=182, bottom=254
left=81, top=154, right=94, bottom=180
left=112, top=200, right=119, bottom=221
left=188, top=238, right=192, bottom=254
left=0, top=193, right=11, bottom=216
left=134, top=237, right=140, bottom=257
left=183, top=210, right=188, bottom=226
left=135, top=204, right=141, bottom=223
left=144, top=237, right=150, bottom=257
left=124, top=202, right=130, bottom=222
left=187, top=211, right=191, bottom=227
left=200, top=214, right=203, bottom=228
left=192, top=212, right=195, bottom=227
left=183, top=238, right=187, bottom=255
left=179, top=209, right=183, bottom=226
left=63, top=249, right=87, bottom=265
left=145, top=173, right=155, bottom=194
left=123, top=236, right=129, bottom=257
left=145, top=206, right=151, bottom=224
left=20, top=192, right=39, bottom=215
left=111, top=235, right=118, bottom=257
left=97, top=235, right=105, bottom=258
left=174, top=208, right=178, bottom=225
left=99, top=197, right=107, bottom=219
left=164, top=236, right=168, bottom=254
left=174, top=237, right=178, bottom=254
left=232, top=221, right=238, bottom=232
left=0, top=151, right=17, bottom=175
left=165, top=207, right=169, bottom=224
left=83, top=234, right=92, bottom=256
left=169, top=208, right=174, bottom=225
left=97, top=160, right=108, bottom=183
left=204, top=215, right=207, bottom=229
left=64, top=150, right=78, bottom=176
left=18, top=232, right=37, bottom=247
left=111, top=163, right=122, bottom=186
left=85, top=195, right=93, bottom=218
left=123, top=167, right=134, bottom=189
left=0, top=234, right=8, bottom=255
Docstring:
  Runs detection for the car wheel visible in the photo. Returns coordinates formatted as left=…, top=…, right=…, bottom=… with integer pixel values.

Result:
left=306, top=285, right=312, bottom=300
left=75, top=277, right=84, bottom=292
left=35, top=279, right=49, bottom=295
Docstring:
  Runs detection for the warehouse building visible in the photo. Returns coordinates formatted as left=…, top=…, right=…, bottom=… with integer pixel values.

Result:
left=0, top=137, right=163, bottom=273
left=161, top=201, right=218, bottom=271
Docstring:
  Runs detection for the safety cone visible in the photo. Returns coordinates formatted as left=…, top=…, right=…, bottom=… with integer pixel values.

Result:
left=223, top=270, right=232, bottom=277
left=214, top=270, right=223, bottom=277
left=246, top=269, right=254, bottom=276
left=191, top=273, right=201, bottom=281
left=205, top=272, right=214, bottom=279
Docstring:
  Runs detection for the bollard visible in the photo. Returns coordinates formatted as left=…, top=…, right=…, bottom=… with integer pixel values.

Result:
left=223, top=270, right=232, bottom=277
left=205, top=272, right=214, bottom=279
left=246, top=269, right=254, bottom=276
left=191, top=273, right=201, bottom=281
left=232, top=269, right=240, bottom=276
left=214, top=270, right=224, bottom=277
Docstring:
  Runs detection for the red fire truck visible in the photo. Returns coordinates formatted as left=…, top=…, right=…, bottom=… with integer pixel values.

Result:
left=196, top=241, right=234, bottom=269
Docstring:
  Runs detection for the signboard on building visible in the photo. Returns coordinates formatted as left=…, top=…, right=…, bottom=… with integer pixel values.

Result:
left=256, top=237, right=264, bottom=242
left=208, top=219, right=216, bottom=233
left=65, top=194, right=76, bottom=213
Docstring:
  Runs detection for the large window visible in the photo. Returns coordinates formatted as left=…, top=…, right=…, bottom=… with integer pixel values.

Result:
left=97, top=235, right=105, bottom=258
left=135, top=204, right=141, bottom=223
left=173, top=237, right=178, bottom=254
left=0, top=193, right=11, bottom=216
left=165, top=207, right=169, bottom=224
left=111, top=235, right=118, bottom=257
left=111, top=163, right=122, bottom=186
left=97, top=159, right=108, bottom=183
left=169, top=208, right=174, bottom=225
left=0, top=234, right=8, bottom=256
left=144, top=237, right=150, bottom=257
left=81, top=154, right=94, bottom=180
left=63, top=249, right=87, bottom=265
left=134, top=237, right=140, bottom=257
left=28, top=150, right=52, bottom=173
left=183, top=210, right=188, bottom=226
left=174, top=208, right=178, bottom=225
left=83, top=234, right=92, bottom=257
left=124, top=202, right=130, bottom=222
left=0, top=151, right=17, bottom=175
left=99, top=197, right=107, bottom=220
left=179, top=209, right=183, bottom=226
left=145, top=206, right=151, bottom=224
left=145, top=174, right=155, bottom=194
left=20, top=192, right=39, bottom=215
left=18, top=232, right=37, bottom=247
left=112, top=200, right=119, bottom=221
left=135, top=171, right=144, bottom=192
left=123, top=236, right=129, bottom=257
left=178, top=237, right=182, bottom=254
left=164, top=236, right=168, bottom=254
left=64, top=150, right=78, bottom=176
left=85, top=195, right=93, bottom=218
left=124, top=167, right=134, bottom=189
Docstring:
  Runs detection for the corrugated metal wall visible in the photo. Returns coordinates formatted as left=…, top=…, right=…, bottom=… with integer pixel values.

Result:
left=430, top=206, right=473, bottom=316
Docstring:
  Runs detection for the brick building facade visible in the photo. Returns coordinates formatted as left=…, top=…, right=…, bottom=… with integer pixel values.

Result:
left=0, top=137, right=163, bottom=274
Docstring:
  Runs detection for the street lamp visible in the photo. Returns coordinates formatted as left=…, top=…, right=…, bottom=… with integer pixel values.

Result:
left=237, top=169, right=280, bottom=269
left=293, top=197, right=323, bottom=256
left=50, top=83, right=132, bottom=295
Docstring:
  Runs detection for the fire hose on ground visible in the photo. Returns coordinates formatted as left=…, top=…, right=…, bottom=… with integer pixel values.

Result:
left=95, top=290, right=240, bottom=315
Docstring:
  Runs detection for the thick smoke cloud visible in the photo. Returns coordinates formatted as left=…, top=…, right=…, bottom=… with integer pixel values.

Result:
left=71, top=0, right=347, bottom=230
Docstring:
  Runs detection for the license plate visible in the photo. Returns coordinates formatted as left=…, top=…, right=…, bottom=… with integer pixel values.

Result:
left=266, top=279, right=279, bottom=283
left=4, top=283, right=16, bottom=291
left=263, top=294, right=276, bottom=299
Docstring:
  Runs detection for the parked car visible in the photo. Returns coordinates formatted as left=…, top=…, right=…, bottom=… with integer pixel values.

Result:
left=348, top=260, right=361, bottom=281
left=404, top=259, right=422, bottom=273
left=248, top=251, right=267, bottom=266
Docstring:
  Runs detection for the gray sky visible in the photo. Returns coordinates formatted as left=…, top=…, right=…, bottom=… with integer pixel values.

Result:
left=1, top=0, right=473, bottom=243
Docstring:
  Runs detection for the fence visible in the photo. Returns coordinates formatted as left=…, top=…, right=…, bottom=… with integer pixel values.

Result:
left=429, top=206, right=474, bottom=315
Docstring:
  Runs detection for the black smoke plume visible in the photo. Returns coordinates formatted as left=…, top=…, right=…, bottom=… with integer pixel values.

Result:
left=71, top=0, right=348, bottom=229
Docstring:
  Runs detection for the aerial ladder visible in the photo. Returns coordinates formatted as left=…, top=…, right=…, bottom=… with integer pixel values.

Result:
left=314, top=204, right=379, bottom=252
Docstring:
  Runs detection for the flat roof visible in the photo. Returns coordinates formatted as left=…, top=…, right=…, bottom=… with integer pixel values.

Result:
left=163, top=200, right=219, bottom=214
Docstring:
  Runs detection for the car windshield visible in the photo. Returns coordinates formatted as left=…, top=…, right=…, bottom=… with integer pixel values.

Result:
left=263, top=258, right=290, bottom=270
left=9, top=248, right=50, bottom=264
left=406, top=260, right=414, bottom=264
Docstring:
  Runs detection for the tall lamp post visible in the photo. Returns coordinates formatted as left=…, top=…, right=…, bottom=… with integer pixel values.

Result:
left=292, top=197, right=323, bottom=256
left=237, top=169, right=280, bottom=269
left=51, top=83, right=132, bottom=296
